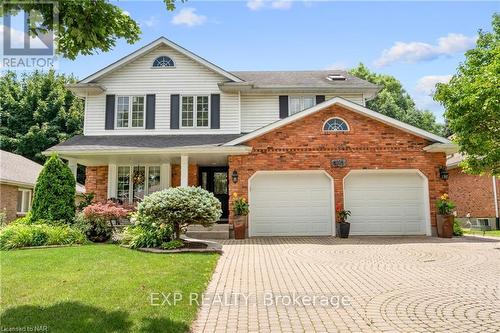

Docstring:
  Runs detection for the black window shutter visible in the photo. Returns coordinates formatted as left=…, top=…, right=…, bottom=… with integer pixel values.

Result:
left=170, top=94, right=180, bottom=129
left=210, top=94, right=220, bottom=129
left=145, top=94, right=155, bottom=129
left=279, top=95, right=289, bottom=119
left=316, top=95, right=326, bottom=104
left=105, top=95, right=115, bottom=130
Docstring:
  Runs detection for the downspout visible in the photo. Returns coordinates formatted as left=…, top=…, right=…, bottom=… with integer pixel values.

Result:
left=493, top=175, right=499, bottom=229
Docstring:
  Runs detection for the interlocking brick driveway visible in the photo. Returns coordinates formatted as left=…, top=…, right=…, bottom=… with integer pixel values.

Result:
left=192, top=237, right=500, bottom=333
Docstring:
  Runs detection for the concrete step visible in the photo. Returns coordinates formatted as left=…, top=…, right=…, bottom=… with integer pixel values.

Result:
left=185, top=224, right=230, bottom=240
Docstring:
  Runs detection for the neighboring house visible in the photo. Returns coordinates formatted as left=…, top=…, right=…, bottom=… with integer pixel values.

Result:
left=0, top=150, right=85, bottom=223
left=447, top=153, right=500, bottom=230
left=46, top=37, right=456, bottom=237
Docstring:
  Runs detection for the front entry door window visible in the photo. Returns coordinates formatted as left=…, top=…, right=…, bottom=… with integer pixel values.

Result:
left=199, top=167, right=229, bottom=220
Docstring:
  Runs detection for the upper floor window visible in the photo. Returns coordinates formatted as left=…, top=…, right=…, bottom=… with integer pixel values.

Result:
left=181, top=95, right=209, bottom=128
left=152, top=56, right=174, bottom=68
left=323, top=117, right=349, bottom=132
left=116, top=96, right=145, bottom=128
left=289, top=96, right=315, bottom=115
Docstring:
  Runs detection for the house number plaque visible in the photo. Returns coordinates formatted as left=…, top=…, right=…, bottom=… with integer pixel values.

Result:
left=331, top=159, right=347, bottom=168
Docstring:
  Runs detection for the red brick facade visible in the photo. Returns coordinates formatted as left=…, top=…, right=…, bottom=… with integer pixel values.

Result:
left=228, top=105, right=448, bottom=231
left=448, top=167, right=499, bottom=218
left=171, top=164, right=199, bottom=187
left=0, top=184, right=21, bottom=222
left=85, top=166, right=108, bottom=202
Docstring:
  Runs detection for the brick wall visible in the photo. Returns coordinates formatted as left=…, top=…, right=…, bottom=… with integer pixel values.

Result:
left=0, top=184, right=19, bottom=222
left=85, top=166, right=108, bottom=202
left=228, top=104, right=448, bottom=231
left=448, top=167, right=499, bottom=218
left=171, top=164, right=199, bottom=187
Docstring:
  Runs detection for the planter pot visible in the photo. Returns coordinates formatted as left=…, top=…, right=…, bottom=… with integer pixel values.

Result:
left=437, top=214, right=454, bottom=238
left=234, top=215, right=247, bottom=239
left=336, top=222, right=350, bottom=238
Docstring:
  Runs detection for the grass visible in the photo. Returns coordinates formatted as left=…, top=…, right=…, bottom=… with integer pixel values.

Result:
left=0, top=244, right=219, bottom=333
left=463, top=228, right=500, bottom=237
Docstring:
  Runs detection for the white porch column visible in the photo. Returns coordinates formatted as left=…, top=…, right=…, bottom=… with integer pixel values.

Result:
left=180, top=155, right=189, bottom=187
left=160, top=163, right=171, bottom=190
left=67, top=158, right=77, bottom=180
left=107, top=164, right=117, bottom=199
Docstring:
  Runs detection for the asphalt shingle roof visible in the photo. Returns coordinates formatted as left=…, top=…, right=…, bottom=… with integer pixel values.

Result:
left=46, top=134, right=244, bottom=151
left=230, top=70, right=379, bottom=89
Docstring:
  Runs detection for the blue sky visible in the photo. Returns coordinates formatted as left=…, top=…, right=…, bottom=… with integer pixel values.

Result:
left=11, top=1, right=500, bottom=121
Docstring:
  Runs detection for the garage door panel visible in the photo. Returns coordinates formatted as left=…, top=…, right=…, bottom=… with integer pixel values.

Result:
left=250, top=172, right=333, bottom=236
left=345, top=172, right=427, bottom=235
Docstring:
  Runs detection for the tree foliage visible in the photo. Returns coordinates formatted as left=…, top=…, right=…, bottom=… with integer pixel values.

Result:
left=136, top=187, right=222, bottom=239
left=0, top=70, right=84, bottom=164
left=349, top=63, right=445, bottom=136
left=31, top=154, right=76, bottom=222
left=434, top=13, right=500, bottom=175
left=1, top=0, right=180, bottom=60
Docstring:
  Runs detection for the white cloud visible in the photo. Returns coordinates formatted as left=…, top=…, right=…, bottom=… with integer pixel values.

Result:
left=247, top=0, right=292, bottom=10
left=324, top=61, right=349, bottom=71
left=375, top=33, right=476, bottom=67
left=171, top=8, right=207, bottom=27
left=142, top=16, right=159, bottom=28
left=247, top=0, right=265, bottom=10
left=415, top=75, right=452, bottom=95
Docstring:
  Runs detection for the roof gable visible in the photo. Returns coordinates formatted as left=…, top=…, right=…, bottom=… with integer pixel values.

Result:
left=225, top=97, right=451, bottom=146
left=80, top=37, right=243, bottom=84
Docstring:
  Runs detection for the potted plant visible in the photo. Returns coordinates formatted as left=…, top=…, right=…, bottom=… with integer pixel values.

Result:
left=335, top=204, right=351, bottom=238
left=232, top=193, right=249, bottom=239
left=436, top=193, right=455, bottom=238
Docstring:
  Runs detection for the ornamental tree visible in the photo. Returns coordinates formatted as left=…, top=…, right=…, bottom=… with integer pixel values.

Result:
left=136, top=187, right=222, bottom=239
left=434, top=13, right=500, bottom=175
left=31, top=154, right=76, bottom=222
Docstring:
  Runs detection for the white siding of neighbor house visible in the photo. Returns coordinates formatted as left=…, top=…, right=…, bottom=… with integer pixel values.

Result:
left=240, top=93, right=365, bottom=133
left=84, top=45, right=240, bottom=135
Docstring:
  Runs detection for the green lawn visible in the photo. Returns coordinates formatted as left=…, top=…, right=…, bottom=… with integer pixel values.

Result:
left=463, top=228, right=500, bottom=237
left=0, top=244, right=219, bottom=333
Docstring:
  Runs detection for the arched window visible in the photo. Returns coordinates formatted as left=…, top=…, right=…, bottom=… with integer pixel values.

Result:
left=323, top=117, right=349, bottom=132
left=152, top=56, right=174, bottom=67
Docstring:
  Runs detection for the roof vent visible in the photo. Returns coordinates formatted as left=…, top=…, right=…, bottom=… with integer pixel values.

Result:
left=326, top=74, right=346, bottom=81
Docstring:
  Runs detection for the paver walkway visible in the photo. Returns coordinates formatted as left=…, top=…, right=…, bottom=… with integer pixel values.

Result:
left=192, top=236, right=500, bottom=333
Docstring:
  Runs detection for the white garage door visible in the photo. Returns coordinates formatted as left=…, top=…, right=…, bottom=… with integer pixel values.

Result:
left=344, top=171, right=428, bottom=235
left=249, top=172, right=333, bottom=236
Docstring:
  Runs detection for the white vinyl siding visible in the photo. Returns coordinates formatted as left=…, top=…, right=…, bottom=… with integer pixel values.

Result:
left=240, top=93, right=366, bottom=133
left=84, top=45, right=239, bottom=135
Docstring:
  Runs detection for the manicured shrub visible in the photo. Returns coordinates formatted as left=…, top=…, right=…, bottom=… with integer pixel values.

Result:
left=0, top=224, right=86, bottom=250
left=121, top=224, right=173, bottom=249
left=31, top=154, right=76, bottom=222
left=136, top=187, right=221, bottom=239
left=79, top=202, right=131, bottom=242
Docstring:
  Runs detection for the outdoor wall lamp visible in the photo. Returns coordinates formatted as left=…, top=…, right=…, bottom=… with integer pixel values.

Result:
left=231, top=170, right=239, bottom=183
left=439, top=166, right=449, bottom=180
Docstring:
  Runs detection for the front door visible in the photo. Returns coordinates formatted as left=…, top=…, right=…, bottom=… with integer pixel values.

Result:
left=199, top=167, right=229, bottom=220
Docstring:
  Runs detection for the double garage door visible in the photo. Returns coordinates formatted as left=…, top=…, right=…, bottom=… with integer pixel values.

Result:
left=249, top=171, right=428, bottom=237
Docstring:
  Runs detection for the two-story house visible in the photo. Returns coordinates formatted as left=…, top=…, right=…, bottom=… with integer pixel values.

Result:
left=46, top=37, right=456, bottom=237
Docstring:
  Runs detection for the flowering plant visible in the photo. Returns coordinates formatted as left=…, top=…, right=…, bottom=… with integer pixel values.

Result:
left=436, top=193, right=456, bottom=215
left=336, top=203, right=351, bottom=223
left=83, top=201, right=131, bottom=221
left=232, top=192, right=249, bottom=216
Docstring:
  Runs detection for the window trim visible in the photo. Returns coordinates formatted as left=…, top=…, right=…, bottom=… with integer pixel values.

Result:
left=322, top=117, right=350, bottom=132
left=288, top=95, right=316, bottom=116
left=115, top=95, right=146, bottom=129
left=116, top=165, right=161, bottom=203
left=179, top=94, right=211, bottom=129
left=17, top=188, right=32, bottom=214
left=151, top=55, right=175, bottom=68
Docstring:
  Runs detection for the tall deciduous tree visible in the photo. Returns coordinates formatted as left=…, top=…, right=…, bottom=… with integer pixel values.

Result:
left=1, top=0, right=180, bottom=60
left=0, top=70, right=84, bottom=164
left=31, top=154, right=76, bottom=222
left=349, top=64, right=445, bottom=136
left=434, top=14, right=500, bottom=175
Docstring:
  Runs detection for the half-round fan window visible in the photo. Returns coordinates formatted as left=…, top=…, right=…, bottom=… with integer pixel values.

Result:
left=152, top=56, right=174, bottom=67
left=323, top=117, right=349, bottom=132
